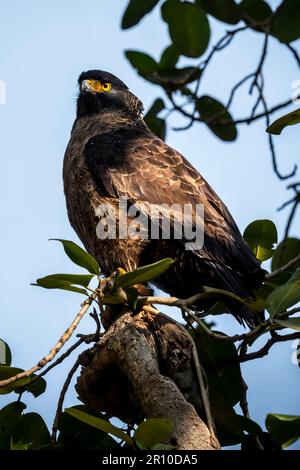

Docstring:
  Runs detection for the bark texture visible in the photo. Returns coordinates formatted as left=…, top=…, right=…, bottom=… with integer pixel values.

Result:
left=76, top=309, right=220, bottom=450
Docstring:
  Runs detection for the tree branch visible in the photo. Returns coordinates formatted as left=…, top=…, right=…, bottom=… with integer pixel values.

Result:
left=51, top=359, right=80, bottom=442
left=266, top=253, right=300, bottom=280
left=76, top=309, right=220, bottom=450
left=239, top=331, right=300, bottom=362
left=0, top=292, right=97, bottom=388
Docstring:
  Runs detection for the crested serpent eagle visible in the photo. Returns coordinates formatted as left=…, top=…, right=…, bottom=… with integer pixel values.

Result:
left=63, top=70, right=265, bottom=326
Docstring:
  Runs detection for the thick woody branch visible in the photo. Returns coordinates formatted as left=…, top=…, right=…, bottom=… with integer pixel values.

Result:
left=76, top=310, right=220, bottom=450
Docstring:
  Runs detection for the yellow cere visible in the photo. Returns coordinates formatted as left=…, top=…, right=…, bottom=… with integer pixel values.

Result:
left=86, top=79, right=112, bottom=93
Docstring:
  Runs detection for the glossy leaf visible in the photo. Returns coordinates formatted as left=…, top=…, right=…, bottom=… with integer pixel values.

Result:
left=0, top=338, right=11, bottom=366
left=50, top=239, right=100, bottom=275
left=0, top=365, right=46, bottom=397
left=162, top=0, right=210, bottom=58
left=0, top=401, right=26, bottom=450
left=57, top=406, right=118, bottom=450
left=125, top=50, right=158, bottom=78
left=0, top=366, right=29, bottom=394
left=197, top=95, right=237, bottom=141
left=267, top=271, right=300, bottom=316
left=193, top=328, right=243, bottom=406
left=121, top=0, right=160, bottom=29
left=34, top=273, right=94, bottom=295
left=113, top=258, right=174, bottom=289
left=272, top=238, right=300, bottom=271
left=240, top=0, right=272, bottom=24
left=243, top=219, right=278, bottom=262
left=159, top=44, right=180, bottom=68
left=270, top=238, right=300, bottom=286
left=135, top=418, right=173, bottom=449
left=266, top=108, right=300, bottom=135
left=11, top=413, right=49, bottom=450
left=11, top=413, right=50, bottom=450
left=34, top=278, right=88, bottom=295
left=66, top=408, right=134, bottom=447
left=209, top=389, right=262, bottom=446
left=277, top=318, right=300, bottom=332
left=266, top=414, right=300, bottom=448
left=144, top=98, right=166, bottom=140
left=15, top=375, right=47, bottom=398
left=272, top=0, right=300, bottom=44
left=202, top=0, right=240, bottom=24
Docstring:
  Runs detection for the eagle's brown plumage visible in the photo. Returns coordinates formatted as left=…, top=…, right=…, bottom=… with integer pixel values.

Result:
left=63, top=70, right=265, bottom=326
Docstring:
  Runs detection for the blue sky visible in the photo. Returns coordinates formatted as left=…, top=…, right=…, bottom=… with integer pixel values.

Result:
left=0, top=0, right=299, bottom=448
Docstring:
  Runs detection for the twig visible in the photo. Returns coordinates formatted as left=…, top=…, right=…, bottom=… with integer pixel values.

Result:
left=37, top=338, right=84, bottom=380
left=51, top=359, right=80, bottom=442
left=0, top=293, right=97, bottom=388
left=286, top=43, right=300, bottom=69
left=240, top=379, right=250, bottom=419
left=170, top=94, right=293, bottom=127
left=261, top=91, right=297, bottom=180
left=266, top=253, right=300, bottom=280
left=278, top=306, right=300, bottom=318
left=173, top=26, right=248, bottom=132
left=239, top=331, right=300, bottom=362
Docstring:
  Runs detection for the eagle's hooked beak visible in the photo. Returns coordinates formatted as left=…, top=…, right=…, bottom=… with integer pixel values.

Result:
left=81, top=79, right=103, bottom=94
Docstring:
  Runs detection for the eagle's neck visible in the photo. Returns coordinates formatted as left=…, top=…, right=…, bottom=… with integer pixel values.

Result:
left=76, top=92, right=143, bottom=120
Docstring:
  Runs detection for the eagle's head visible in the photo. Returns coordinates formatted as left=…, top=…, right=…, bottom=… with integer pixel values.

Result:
left=76, top=70, right=144, bottom=118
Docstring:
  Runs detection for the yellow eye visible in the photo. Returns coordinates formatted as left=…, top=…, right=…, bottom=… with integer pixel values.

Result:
left=101, top=82, right=111, bottom=92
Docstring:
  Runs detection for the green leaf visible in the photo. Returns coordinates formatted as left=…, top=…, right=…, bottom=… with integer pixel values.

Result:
left=144, top=98, right=166, bottom=140
left=240, top=0, right=273, bottom=25
left=0, top=402, right=26, bottom=450
left=57, top=406, right=118, bottom=450
left=34, top=273, right=94, bottom=295
left=208, top=389, right=262, bottom=446
left=277, top=318, right=300, bottom=332
left=202, top=0, right=240, bottom=25
left=267, top=271, right=300, bottom=316
left=196, top=95, right=237, bottom=141
left=193, top=328, right=243, bottom=407
left=31, top=276, right=88, bottom=295
left=114, top=258, right=174, bottom=289
left=124, top=287, right=139, bottom=311
left=272, top=0, right=300, bottom=44
left=159, top=44, right=180, bottom=68
left=50, top=239, right=100, bottom=275
left=0, top=338, right=12, bottom=366
left=270, top=238, right=300, bottom=286
left=266, top=108, right=300, bottom=135
left=0, top=366, right=30, bottom=394
left=15, top=375, right=47, bottom=398
left=66, top=408, right=134, bottom=447
left=161, top=0, right=210, bottom=58
left=272, top=238, right=300, bottom=271
left=266, top=414, right=300, bottom=448
left=134, top=418, right=173, bottom=449
left=125, top=50, right=158, bottom=78
left=121, top=0, right=160, bottom=29
left=243, top=219, right=278, bottom=262
left=11, top=413, right=50, bottom=450
left=0, top=366, right=46, bottom=397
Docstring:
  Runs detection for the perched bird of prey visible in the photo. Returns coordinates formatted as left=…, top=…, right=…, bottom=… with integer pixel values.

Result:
left=63, top=70, right=265, bottom=326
